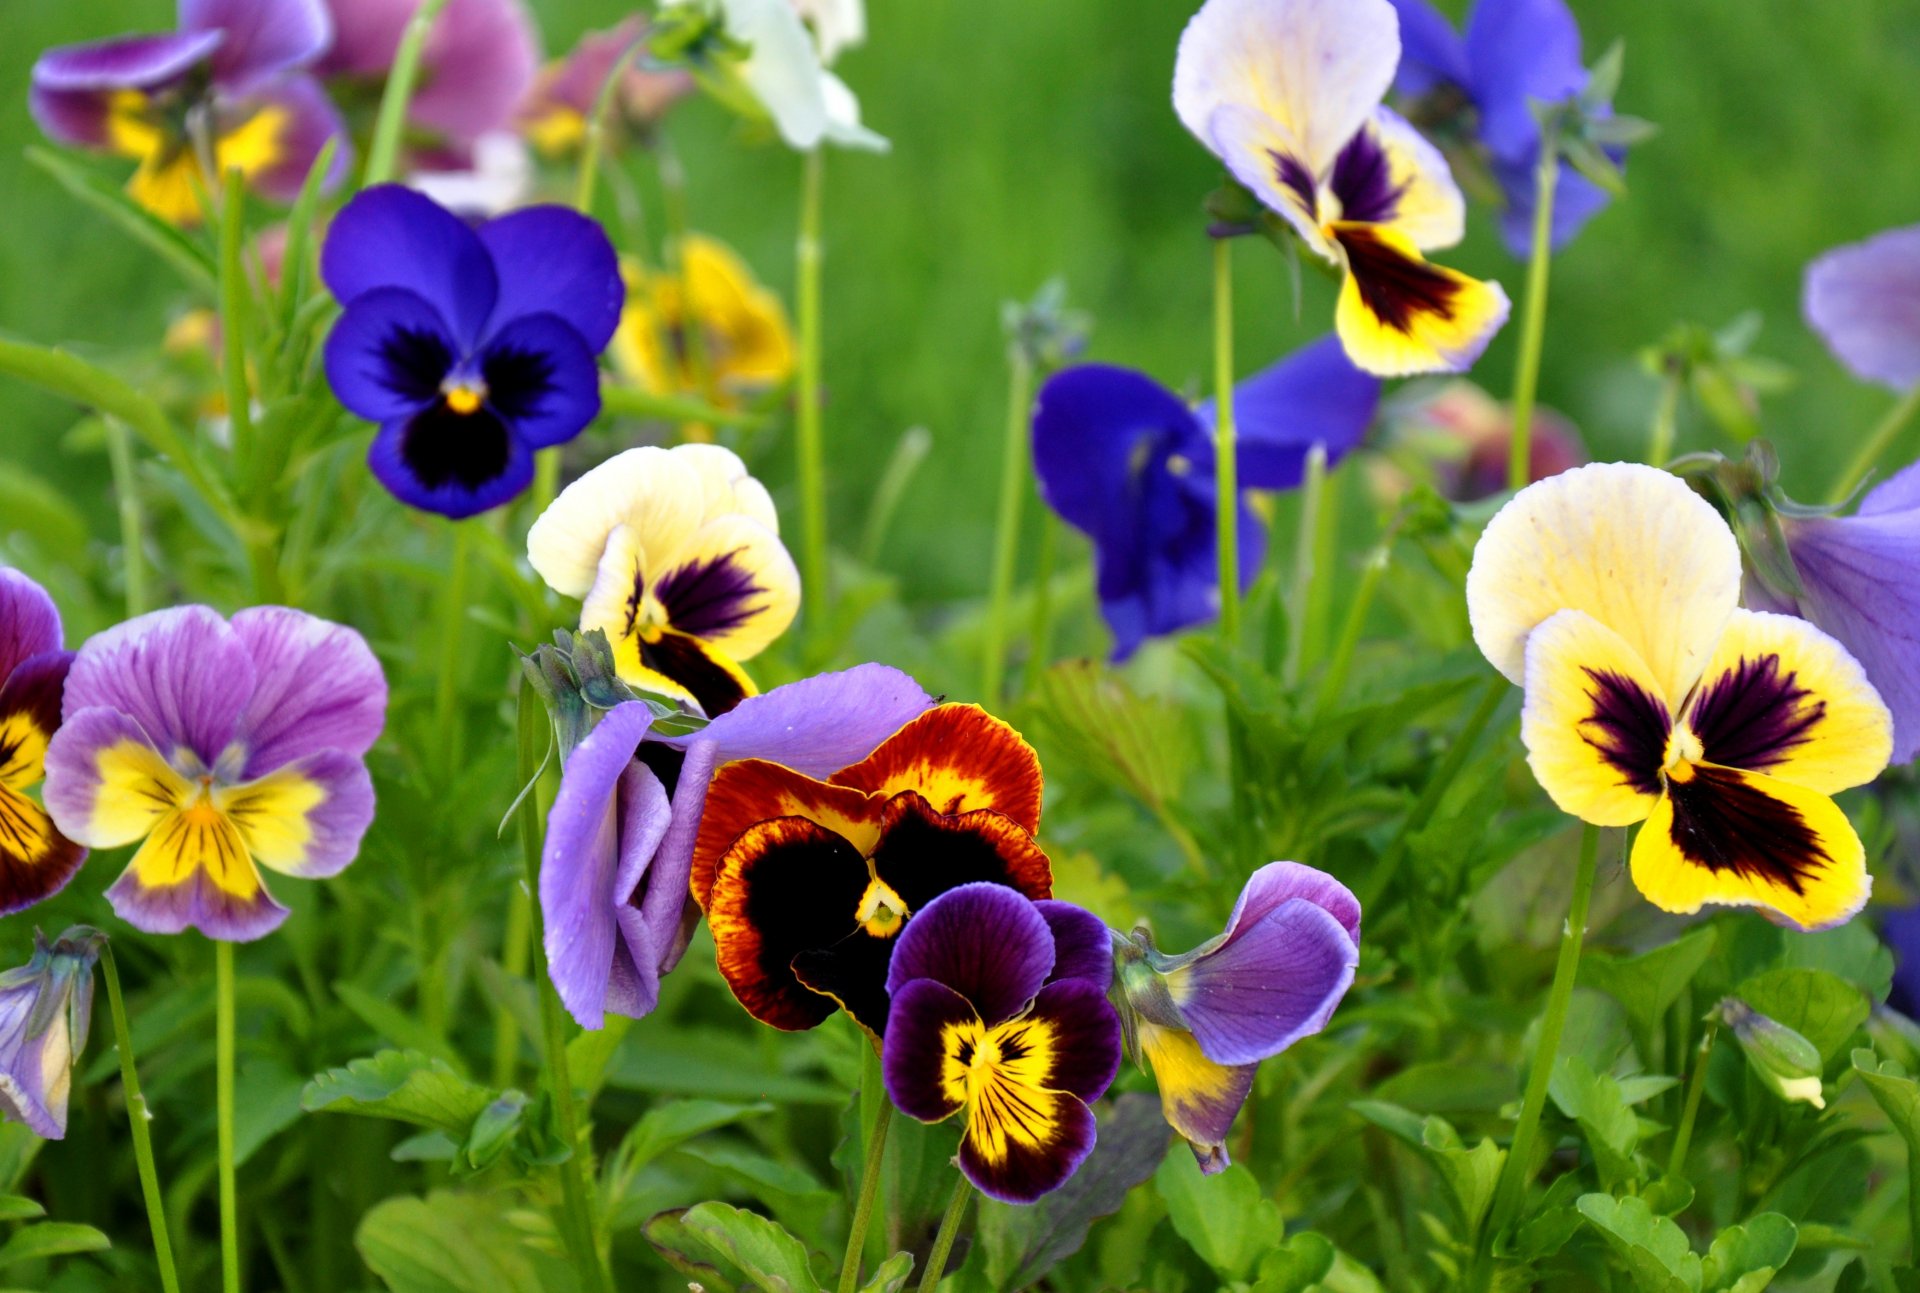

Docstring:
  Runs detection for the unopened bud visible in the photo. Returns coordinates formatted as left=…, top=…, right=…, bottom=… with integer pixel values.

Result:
left=1719, top=998, right=1825, bottom=1109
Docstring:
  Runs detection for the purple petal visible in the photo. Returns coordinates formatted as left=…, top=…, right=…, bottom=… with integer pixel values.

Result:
left=959, top=1088, right=1097, bottom=1205
left=885, top=883, right=1054, bottom=1024
left=106, top=861, right=289, bottom=942
left=540, top=703, right=653, bottom=1029
left=61, top=606, right=253, bottom=769
left=1033, top=365, right=1200, bottom=538
left=312, top=0, right=413, bottom=75
left=477, top=207, right=624, bottom=350
left=1885, top=903, right=1920, bottom=1018
left=1464, top=0, right=1588, bottom=162
left=29, top=32, right=222, bottom=146
left=236, top=749, right=375, bottom=878
left=478, top=312, right=604, bottom=448
left=182, top=0, right=333, bottom=91
left=229, top=607, right=386, bottom=778
left=365, top=407, right=536, bottom=518
left=1862, top=460, right=1920, bottom=517
left=1176, top=900, right=1360, bottom=1067
left=1140, top=1021, right=1257, bottom=1174
left=1493, top=148, right=1615, bottom=257
left=1026, top=978, right=1122, bottom=1103
left=324, top=287, right=456, bottom=421
left=246, top=74, right=353, bottom=204
left=0, top=570, right=63, bottom=683
left=413, top=0, right=539, bottom=147
left=644, top=737, right=717, bottom=980
left=1385, top=0, right=1470, bottom=96
left=1804, top=224, right=1920, bottom=391
left=322, top=185, right=499, bottom=350
left=605, top=763, right=675, bottom=1020
left=880, top=977, right=971, bottom=1122
left=655, top=664, right=935, bottom=775
left=1196, top=336, right=1382, bottom=490
left=1035, top=900, right=1114, bottom=991
left=1221, top=860, right=1363, bottom=947
left=0, top=981, right=70, bottom=1139
left=0, top=654, right=86, bottom=916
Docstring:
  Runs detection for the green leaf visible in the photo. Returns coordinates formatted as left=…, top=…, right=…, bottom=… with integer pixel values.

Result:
left=1155, top=1148, right=1278, bottom=1280
left=24, top=147, right=217, bottom=293
left=566, top=1016, right=633, bottom=1102
left=0, top=464, right=90, bottom=555
left=0, top=1221, right=111, bottom=1268
left=1549, top=1057, right=1643, bottom=1190
left=1251, top=1231, right=1336, bottom=1292
left=301, top=1050, right=495, bottom=1136
left=612, top=1099, right=773, bottom=1176
left=461, top=1091, right=529, bottom=1171
left=0, top=1197, right=44, bottom=1222
left=1852, top=1050, right=1920, bottom=1150
left=354, top=1192, right=545, bottom=1293
left=681, top=1201, right=821, bottom=1292
left=1581, top=927, right=1717, bottom=1035
left=1703, top=1213, right=1796, bottom=1292
left=857, top=1251, right=915, bottom=1293
left=1024, top=659, right=1197, bottom=814
left=1736, top=968, right=1869, bottom=1062
left=1576, top=1194, right=1701, bottom=1293
left=331, top=981, right=462, bottom=1067
left=1421, top=1121, right=1505, bottom=1240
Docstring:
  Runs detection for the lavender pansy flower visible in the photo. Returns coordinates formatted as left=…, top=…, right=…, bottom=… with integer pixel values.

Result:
left=541, top=664, right=935, bottom=1028
left=43, top=606, right=387, bottom=941
left=520, top=18, right=695, bottom=156
left=1804, top=224, right=1920, bottom=391
left=1032, top=337, right=1381, bottom=660
left=882, top=884, right=1122, bottom=1204
left=0, top=927, right=105, bottom=1141
left=321, top=185, right=622, bottom=518
left=29, top=0, right=348, bottom=225
left=1113, top=862, right=1361, bottom=1172
left=0, top=570, right=85, bottom=916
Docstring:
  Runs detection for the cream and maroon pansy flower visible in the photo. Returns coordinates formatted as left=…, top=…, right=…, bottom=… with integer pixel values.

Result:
left=527, top=445, right=799, bottom=718
left=43, top=606, right=387, bottom=942
left=1467, top=462, right=1893, bottom=930
left=1172, top=0, right=1510, bottom=376
left=0, top=571, right=85, bottom=916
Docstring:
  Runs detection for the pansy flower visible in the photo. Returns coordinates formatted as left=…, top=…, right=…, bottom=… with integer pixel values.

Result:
left=321, top=185, right=623, bottom=519
left=520, top=18, right=695, bottom=156
left=1033, top=337, right=1380, bottom=660
left=1467, top=462, right=1893, bottom=929
left=527, top=445, right=799, bottom=717
left=1804, top=223, right=1920, bottom=392
left=611, top=238, right=797, bottom=417
left=790, top=0, right=865, bottom=66
left=1383, top=0, right=1618, bottom=255
left=541, top=664, right=934, bottom=1028
left=1370, top=379, right=1585, bottom=504
left=883, top=884, right=1121, bottom=1203
left=694, top=704, right=1052, bottom=1035
left=1112, top=862, right=1360, bottom=1172
left=1173, top=0, right=1510, bottom=375
left=0, top=927, right=105, bottom=1141
left=43, top=606, right=387, bottom=941
left=29, top=0, right=348, bottom=225
left=0, top=571, right=85, bottom=916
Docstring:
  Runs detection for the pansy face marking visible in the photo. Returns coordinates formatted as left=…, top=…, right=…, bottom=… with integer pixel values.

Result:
left=0, top=571, right=85, bottom=916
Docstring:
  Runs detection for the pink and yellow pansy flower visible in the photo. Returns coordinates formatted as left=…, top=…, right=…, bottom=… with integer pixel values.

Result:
left=43, top=606, right=387, bottom=941
left=1173, top=0, right=1510, bottom=376
left=1467, top=462, right=1893, bottom=930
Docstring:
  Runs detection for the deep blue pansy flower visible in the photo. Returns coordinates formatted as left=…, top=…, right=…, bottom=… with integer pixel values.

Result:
left=1385, top=0, right=1618, bottom=256
left=1031, top=336, right=1380, bottom=661
left=321, top=185, right=623, bottom=519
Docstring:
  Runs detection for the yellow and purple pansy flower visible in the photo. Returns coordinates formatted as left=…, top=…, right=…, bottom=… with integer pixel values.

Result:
left=692, top=704, right=1052, bottom=1036
left=29, top=0, right=348, bottom=226
left=321, top=185, right=624, bottom=519
left=0, top=927, right=105, bottom=1142
left=1113, top=862, right=1360, bottom=1172
left=882, top=884, right=1121, bottom=1204
left=0, top=571, right=85, bottom=917
left=528, top=445, right=800, bottom=718
left=43, top=606, right=388, bottom=942
left=1467, top=462, right=1893, bottom=930
left=540, top=664, right=934, bottom=1028
left=1173, top=0, right=1510, bottom=376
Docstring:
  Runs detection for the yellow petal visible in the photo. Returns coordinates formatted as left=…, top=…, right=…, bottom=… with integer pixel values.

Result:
left=87, top=739, right=193, bottom=848
left=1331, top=223, right=1509, bottom=377
left=653, top=513, right=800, bottom=660
left=1521, top=609, right=1669, bottom=827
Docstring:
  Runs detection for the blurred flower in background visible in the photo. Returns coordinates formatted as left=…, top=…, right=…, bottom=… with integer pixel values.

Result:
left=520, top=17, right=695, bottom=158
left=612, top=236, right=796, bottom=417
left=1804, top=224, right=1920, bottom=391
left=1370, top=380, right=1585, bottom=504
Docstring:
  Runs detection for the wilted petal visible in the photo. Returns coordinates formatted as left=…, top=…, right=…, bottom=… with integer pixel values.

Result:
left=1804, top=224, right=1920, bottom=391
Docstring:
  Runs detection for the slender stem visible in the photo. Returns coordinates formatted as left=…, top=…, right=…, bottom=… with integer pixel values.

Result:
left=1312, top=538, right=1389, bottom=718
left=217, top=168, right=255, bottom=489
left=916, top=1175, right=973, bottom=1293
left=1484, top=823, right=1601, bottom=1249
left=796, top=149, right=829, bottom=637
left=655, top=136, right=713, bottom=417
left=104, top=418, right=150, bottom=617
left=573, top=31, right=650, bottom=216
left=1282, top=444, right=1328, bottom=688
left=516, top=686, right=614, bottom=1293
left=981, top=349, right=1035, bottom=705
left=1910, top=1137, right=1920, bottom=1267
left=1645, top=373, right=1682, bottom=469
left=1022, top=512, right=1061, bottom=696
left=836, top=1099, right=894, bottom=1293
left=491, top=884, right=532, bottom=1089
left=102, top=947, right=182, bottom=1293
left=1505, top=148, right=1560, bottom=493
left=215, top=938, right=240, bottom=1293
left=1828, top=382, right=1920, bottom=505
left=363, top=0, right=452, bottom=186
left=1666, top=1025, right=1716, bottom=1178
left=433, top=521, right=475, bottom=787
left=1212, top=238, right=1241, bottom=643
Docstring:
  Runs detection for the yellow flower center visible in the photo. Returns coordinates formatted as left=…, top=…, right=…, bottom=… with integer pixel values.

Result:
left=443, top=380, right=487, bottom=415
left=854, top=877, right=910, bottom=938
left=1663, top=724, right=1704, bottom=783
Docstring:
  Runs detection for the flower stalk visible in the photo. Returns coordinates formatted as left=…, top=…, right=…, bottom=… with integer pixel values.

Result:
left=1828, top=381, right=1920, bottom=505
left=363, top=0, right=453, bottom=186
left=836, top=1094, right=894, bottom=1293
left=104, top=417, right=149, bottom=618
left=1666, top=1024, right=1716, bottom=1178
left=102, top=945, right=181, bottom=1293
left=981, top=347, right=1035, bottom=705
left=917, top=1175, right=974, bottom=1293
left=1506, top=145, right=1561, bottom=492
left=796, top=148, right=830, bottom=640
left=215, top=938, right=240, bottom=1293
left=1212, top=237, right=1240, bottom=643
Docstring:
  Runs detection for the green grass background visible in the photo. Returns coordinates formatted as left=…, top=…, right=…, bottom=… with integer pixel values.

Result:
left=4, top=0, right=1920, bottom=601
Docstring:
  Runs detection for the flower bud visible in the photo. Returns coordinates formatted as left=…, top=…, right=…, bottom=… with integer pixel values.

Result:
left=0, top=927, right=106, bottom=1140
left=1718, top=997, right=1826, bottom=1109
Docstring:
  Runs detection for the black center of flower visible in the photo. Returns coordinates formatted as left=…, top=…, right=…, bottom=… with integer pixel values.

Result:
left=378, top=326, right=456, bottom=405
left=1329, top=129, right=1407, bottom=225
left=1686, top=653, right=1824, bottom=772
left=1334, top=225, right=1462, bottom=334
left=637, top=634, right=749, bottom=717
left=480, top=344, right=559, bottom=421
left=400, top=403, right=512, bottom=491
left=654, top=549, right=767, bottom=640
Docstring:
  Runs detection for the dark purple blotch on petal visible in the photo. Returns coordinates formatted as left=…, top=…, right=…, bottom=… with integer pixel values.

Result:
left=1578, top=666, right=1671, bottom=796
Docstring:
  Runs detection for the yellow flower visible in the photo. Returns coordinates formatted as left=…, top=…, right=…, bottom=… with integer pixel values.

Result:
left=611, top=237, right=795, bottom=420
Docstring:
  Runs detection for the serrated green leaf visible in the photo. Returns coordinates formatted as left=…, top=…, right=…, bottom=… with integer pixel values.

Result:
left=302, top=1050, right=494, bottom=1136
left=682, top=1201, right=821, bottom=1292
left=1577, top=1194, right=1701, bottom=1293
left=1550, top=1057, right=1642, bottom=1190
left=354, top=1192, right=544, bottom=1293
left=0, top=1221, right=110, bottom=1268
left=1703, top=1213, right=1796, bottom=1292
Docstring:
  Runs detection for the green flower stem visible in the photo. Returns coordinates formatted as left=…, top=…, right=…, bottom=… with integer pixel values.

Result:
left=836, top=1095, right=894, bottom=1293
left=655, top=137, right=715, bottom=411
left=1666, top=1024, right=1716, bottom=1178
left=363, top=0, right=451, bottom=186
left=1505, top=147, right=1560, bottom=493
left=916, top=1174, right=974, bottom=1293
left=980, top=348, right=1035, bottom=705
left=1828, top=381, right=1920, bottom=505
left=1022, top=512, right=1061, bottom=696
left=215, top=938, right=240, bottom=1293
left=102, top=946, right=181, bottom=1293
left=432, top=521, right=475, bottom=789
left=491, top=884, right=532, bottom=1089
left=1312, top=534, right=1390, bottom=718
left=1283, top=444, right=1328, bottom=688
left=573, top=30, right=651, bottom=216
left=1645, top=372, right=1682, bottom=469
left=1212, top=237, right=1241, bottom=644
left=1909, top=1136, right=1920, bottom=1267
left=796, top=149, right=830, bottom=640
left=516, top=686, right=615, bottom=1293
left=105, top=418, right=150, bottom=617
left=217, top=169, right=255, bottom=486
left=1483, top=821, right=1601, bottom=1255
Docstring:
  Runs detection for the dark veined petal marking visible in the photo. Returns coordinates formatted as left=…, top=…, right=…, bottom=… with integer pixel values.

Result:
left=1578, top=667, right=1671, bottom=796
left=1268, top=151, right=1319, bottom=217
left=1333, top=224, right=1462, bottom=335
left=399, top=403, right=514, bottom=491
left=1328, top=128, right=1407, bottom=226
left=481, top=343, right=560, bottom=422
left=638, top=631, right=751, bottom=717
left=959, top=1063, right=1097, bottom=1205
left=1666, top=764, right=1828, bottom=896
left=868, top=792, right=1053, bottom=917
left=655, top=548, right=768, bottom=640
left=1687, top=653, right=1824, bottom=773
left=377, top=326, right=456, bottom=405
left=0, top=786, right=85, bottom=915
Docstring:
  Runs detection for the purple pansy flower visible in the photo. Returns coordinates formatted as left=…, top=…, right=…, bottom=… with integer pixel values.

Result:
left=1114, top=862, right=1360, bottom=1172
left=320, top=185, right=622, bottom=518
left=541, top=664, right=935, bottom=1028
left=0, top=927, right=105, bottom=1141
left=42, top=606, right=387, bottom=942
left=1804, top=224, right=1920, bottom=391
left=520, top=18, right=695, bottom=154
left=29, top=0, right=348, bottom=226
left=1385, top=0, right=1617, bottom=255
left=0, top=571, right=85, bottom=917
left=1032, top=337, right=1381, bottom=661
left=882, top=884, right=1122, bottom=1204
left=1885, top=903, right=1920, bottom=1019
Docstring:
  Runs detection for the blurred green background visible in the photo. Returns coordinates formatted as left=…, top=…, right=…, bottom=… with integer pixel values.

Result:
left=5, top=0, right=1920, bottom=603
